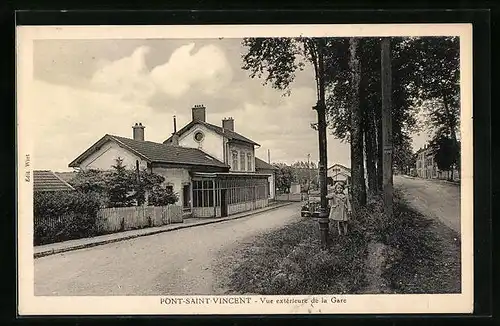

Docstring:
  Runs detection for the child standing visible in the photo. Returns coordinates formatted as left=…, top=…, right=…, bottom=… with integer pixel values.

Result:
left=326, top=181, right=352, bottom=235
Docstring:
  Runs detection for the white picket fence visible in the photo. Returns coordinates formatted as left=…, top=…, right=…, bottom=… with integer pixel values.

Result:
left=96, top=205, right=183, bottom=233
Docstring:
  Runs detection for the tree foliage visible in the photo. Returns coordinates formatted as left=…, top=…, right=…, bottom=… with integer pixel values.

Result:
left=410, top=37, right=460, bottom=110
left=71, top=168, right=110, bottom=194
left=430, top=135, right=460, bottom=174
left=242, top=37, right=369, bottom=211
left=34, top=191, right=102, bottom=245
left=70, top=157, right=178, bottom=207
left=324, top=37, right=422, bottom=196
left=148, top=185, right=179, bottom=206
left=242, top=38, right=306, bottom=95
left=325, top=38, right=420, bottom=144
left=324, top=36, right=460, bottom=185
left=273, top=163, right=296, bottom=194
left=291, top=160, right=317, bottom=169
left=106, top=158, right=135, bottom=207
left=412, top=37, right=461, bottom=172
left=132, top=169, right=167, bottom=206
left=242, top=36, right=461, bottom=219
left=393, top=134, right=416, bottom=173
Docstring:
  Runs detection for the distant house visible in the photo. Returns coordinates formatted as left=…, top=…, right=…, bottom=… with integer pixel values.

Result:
left=415, top=145, right=436, bottom=179
left=68, top=104, right=272, bottom=218
left=327, top=164, right=351, bottom=186
left=33, top=170, right=75, bottom=193
left=415, top=144, right=460, bottom=181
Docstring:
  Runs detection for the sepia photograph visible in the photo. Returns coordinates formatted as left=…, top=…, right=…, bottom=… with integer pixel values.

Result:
left=17, top=24, right=473, bottom=315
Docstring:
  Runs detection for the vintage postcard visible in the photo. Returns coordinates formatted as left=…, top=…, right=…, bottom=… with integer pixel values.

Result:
left=17, top=23, right=473, bottom=315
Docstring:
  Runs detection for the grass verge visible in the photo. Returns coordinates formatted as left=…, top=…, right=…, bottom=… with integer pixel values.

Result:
left=381, top=196, right=461, bottom=293
left=222, top=191, right=461, bottom=295
left=224, top=217, right=367, bottom=295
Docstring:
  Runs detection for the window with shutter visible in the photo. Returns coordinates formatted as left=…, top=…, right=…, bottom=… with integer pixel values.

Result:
left=247, top=153, right=252, bottom=171
left=232, top=151, right=239, bottom=171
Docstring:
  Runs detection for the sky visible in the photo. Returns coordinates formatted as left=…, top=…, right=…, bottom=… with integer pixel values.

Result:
left=30, top=38, right=429, bottom=172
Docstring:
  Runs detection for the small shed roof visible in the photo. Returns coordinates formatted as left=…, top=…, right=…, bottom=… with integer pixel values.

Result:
left=329, top=171, right=351, bottom=179
left=327, top=163, right=351, bottom=172
left=33, top=170, right=75, bottom=192
left=255, top=157, right=278, bottom=170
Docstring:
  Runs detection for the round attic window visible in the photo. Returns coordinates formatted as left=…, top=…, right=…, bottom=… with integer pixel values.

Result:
left=194, top=131, right=205, bottom=142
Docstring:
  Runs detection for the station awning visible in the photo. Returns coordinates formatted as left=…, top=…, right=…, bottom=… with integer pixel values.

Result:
left=192, top=172, right=271, bottom=179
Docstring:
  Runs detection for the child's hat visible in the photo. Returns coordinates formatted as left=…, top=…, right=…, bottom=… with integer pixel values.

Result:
left=334, top=180, right=346, bottom=188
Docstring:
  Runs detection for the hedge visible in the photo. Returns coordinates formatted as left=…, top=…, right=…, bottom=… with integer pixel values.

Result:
left=34, top=191, right=102, bottom=245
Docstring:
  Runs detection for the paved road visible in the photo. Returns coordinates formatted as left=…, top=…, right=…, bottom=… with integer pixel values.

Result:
left=34, top=203, right=302, bottom=296
left=394, top=175, right=460, bottom=233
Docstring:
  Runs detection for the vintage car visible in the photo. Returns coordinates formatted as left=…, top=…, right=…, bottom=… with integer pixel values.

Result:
left=300, top=195, right=330, bottom=217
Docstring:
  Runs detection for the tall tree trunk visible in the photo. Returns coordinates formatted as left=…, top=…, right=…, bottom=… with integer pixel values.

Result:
left=441, top=92, right=458, bottom=144
left=368, top=39, right=383, bottom=193
left=375, top=98, right=383, bottom=192
left=381, top=37, right=393, bottom=219
left=359, top=39, right=377, bottom=198
left=349, top=37, right=367, bottom=213
left=442, top=91, right=460, bottom=179
left=364, top=106, right=378, bottom=198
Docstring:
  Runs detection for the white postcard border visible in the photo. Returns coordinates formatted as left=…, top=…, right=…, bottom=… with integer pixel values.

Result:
left=16, top=23, right=474, bottom=315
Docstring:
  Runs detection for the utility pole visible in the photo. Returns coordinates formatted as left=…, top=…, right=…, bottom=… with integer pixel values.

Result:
left=307, top=153, right=311, bottom=196
left=381, top=37, right=393, bottom=219
left=317, top=161, right=320, bottom=187
left=314, top=100, right=329, bottom=249
left=136, top=160, right=140, bottom=183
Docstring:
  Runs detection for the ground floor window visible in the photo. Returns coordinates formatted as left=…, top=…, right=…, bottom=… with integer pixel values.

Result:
left=182, top=184, right=191, bottom=208
left=193, top=176, right=269, bottom=207
left=192, top=180, right=214, bottom=207
left=217, top=177, right=268, bottom=205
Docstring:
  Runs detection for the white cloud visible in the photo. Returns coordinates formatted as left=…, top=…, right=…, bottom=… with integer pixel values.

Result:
left=92, top=46, right=151, bottom=84
left=90, top=46, right=156, bottom=104
left=150, top=43, right=233, bottom=98
left=89, top=43, right=233, bottom=106
left=30, top=80, right=176, bottom=171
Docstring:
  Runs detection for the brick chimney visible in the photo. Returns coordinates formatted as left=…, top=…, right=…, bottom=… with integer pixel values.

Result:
left=132, top=123, right=145, bottom=141
left=222, top=117, right=234, bottom=131
left=171, top=133, right=180, bottom=146
left=192, top=104, right=206, bottom=122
